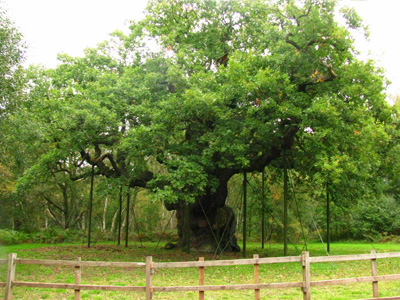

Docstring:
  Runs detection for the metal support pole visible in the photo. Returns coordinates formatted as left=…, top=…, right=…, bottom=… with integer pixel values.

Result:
left=261, top=169, right=265, bottom=249
left=117, top=185, right=122, bottom=246
left=88, top=164, right=94, bottom=248
left=243, top=171, right=247, bottom=258
left=283, top=165, right=288, bottom=256
left=326, top=182, right=330, bottom=254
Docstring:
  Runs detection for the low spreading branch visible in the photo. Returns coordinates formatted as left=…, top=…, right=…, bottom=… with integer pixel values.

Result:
left=43, top=195, right=64, bottom=213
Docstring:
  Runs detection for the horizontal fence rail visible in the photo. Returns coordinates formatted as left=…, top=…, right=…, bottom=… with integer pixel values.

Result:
left=15, top=259, right=146, bottom=268
left=2, top=250, right=400, bottom=299
left=153, top=255, right=301, bottom=269
left=309, top=252, right=400, bottom=263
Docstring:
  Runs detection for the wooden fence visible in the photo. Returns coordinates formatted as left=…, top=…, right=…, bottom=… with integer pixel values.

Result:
left=2, top=250, right=400, bottom=300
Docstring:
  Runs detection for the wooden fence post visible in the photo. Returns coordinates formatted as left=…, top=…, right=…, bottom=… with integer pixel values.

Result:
left=199, top=257, right=205, bottom=300
left=146, top=256, right=154, bottom=300
left=301, top=251, right=311, bottom=300
left=5, top=253, right=17, bottom=300
left=254, top=254, right=260, bottom=300
left=371, top=249, right=379, bottom=298
left=74, top=257, right=81, bottom=300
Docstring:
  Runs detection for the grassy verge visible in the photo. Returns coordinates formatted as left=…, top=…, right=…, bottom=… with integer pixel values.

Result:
left=1, top=241, right=400, bottom=299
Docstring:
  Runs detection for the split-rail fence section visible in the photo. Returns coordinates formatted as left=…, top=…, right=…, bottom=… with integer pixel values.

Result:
left=2, top=250, right=400, bottom=299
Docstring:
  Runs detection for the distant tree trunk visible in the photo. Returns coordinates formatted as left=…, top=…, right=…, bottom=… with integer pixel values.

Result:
left=44, top=180, right=77, bottom=229
left=81, top=214, right=85, bottom=230
left=59, top=183, right=69, bottom=229
left=110, top=209, right=118, bottom=234
left=184, top=202, right=191, bottom=254
left=125, top=187, right=130, bottom=247
left=121, top=208, right=127, bottom=231
left=102, top=196, right=109, bottom=233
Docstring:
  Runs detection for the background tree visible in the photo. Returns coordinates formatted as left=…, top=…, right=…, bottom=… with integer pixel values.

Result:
left=0, top=5, right=25, bottom=116
left=0, top=6, right=26, bottom=229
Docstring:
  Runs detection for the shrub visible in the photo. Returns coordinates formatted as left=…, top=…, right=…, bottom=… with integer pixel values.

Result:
left=31, top=228, right=83, bottom=244
left=352, top=196, right=400, bottom=241
left=0, top=228, right=84, bottom=245
left=0, top=229, right=30, bottom=245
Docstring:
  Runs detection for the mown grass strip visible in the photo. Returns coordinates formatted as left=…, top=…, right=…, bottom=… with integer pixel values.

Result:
left=153, top=282, right=304, bottom=292
left=311, top=275, right=400, bottom=287
left=310, top=252, right=400, bottom=263
left=12, top=282, right=146, bottom=292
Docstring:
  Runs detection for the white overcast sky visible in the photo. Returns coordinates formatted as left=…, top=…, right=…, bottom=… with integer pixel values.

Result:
left=2, top=0, right=400, bottom=97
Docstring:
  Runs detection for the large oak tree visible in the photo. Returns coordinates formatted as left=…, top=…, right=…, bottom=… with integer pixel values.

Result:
left=21, top=0, right=392, bottom=251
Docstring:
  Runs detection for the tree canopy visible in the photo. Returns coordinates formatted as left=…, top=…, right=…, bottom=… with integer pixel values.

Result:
left=4, top=0, right=397, bottom=249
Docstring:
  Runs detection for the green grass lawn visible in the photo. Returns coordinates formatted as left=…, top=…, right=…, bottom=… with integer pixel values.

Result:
left=1, top=241, right=400, bottom=299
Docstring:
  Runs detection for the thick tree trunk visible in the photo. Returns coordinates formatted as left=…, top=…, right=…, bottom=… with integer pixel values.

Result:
left=171, top=202, right=240, bottom=252
left=165, top=173, right=240, bottom=253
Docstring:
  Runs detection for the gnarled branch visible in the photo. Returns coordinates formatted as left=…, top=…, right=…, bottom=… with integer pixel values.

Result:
left=285, top=33, right=301, bottom=50
left=43, top=195, right=64, bottom=213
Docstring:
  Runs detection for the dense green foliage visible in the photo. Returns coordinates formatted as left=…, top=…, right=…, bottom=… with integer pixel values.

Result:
left=1, top=0, right=400, bottom=248
left=0, top=5, right=25, bottom=116
left=0, top=5, right=27, bottom=231
left=0, top=228, right=84, bottom=245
